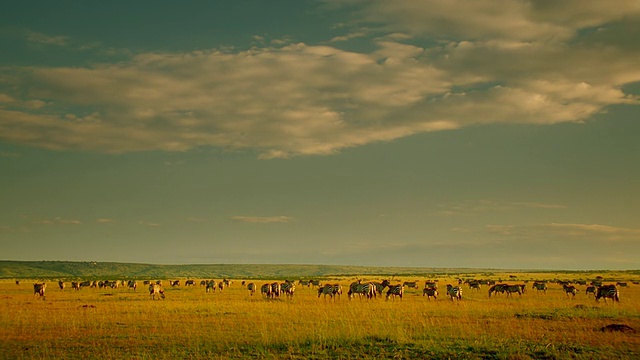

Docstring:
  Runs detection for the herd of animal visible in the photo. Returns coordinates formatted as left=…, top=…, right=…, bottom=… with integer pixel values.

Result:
left=25, top=277, right=627, bottom=303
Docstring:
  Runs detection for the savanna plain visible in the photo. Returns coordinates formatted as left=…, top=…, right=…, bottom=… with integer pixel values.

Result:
left=1, top=272, right=639, bottom=359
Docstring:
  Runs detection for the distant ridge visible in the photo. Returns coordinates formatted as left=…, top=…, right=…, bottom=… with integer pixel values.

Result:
left=0, top=260, right=519, bottom=279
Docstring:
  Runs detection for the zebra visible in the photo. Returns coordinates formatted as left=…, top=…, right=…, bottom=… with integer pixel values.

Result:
left=205, top=280, right=216, bottom=293
left=127, top=280, right=137, bottom=291
left=270, top=282, right=281, bottom=298
left=260, top=283, right=272, bottom=298
left=562, top=284, right=577, bottom=298
left=281, top=282, right=295, bottom=298
left=16, top=280, right=20, bottom=286
left=247, top=282, right=256, bottom=296
left=149, top=284, right=165, bottom=300
left=488, top=284, right=507, bottom=297
left=423, top=287, right=438, bottom=300
left=504, top=284, right=524, bottom=298
left=223, top=279, right=232, bottom=287
left=596, top=285, right=619, bottom=303
left=169, top=280, right=180, bottom=287
left=402, top=281, right=419, bottom=289
left=386, top=284, right=404, bottom=301
left=532, top=282, right=547, bottom=294
left=331, top=284, right=343, bottom=299
left=218, top=281, right=226, bottom=291
left=373, top=280, right=391, bottom=294
left=585, top=285, right=596, bottom=295
left=71, top=282, right=80, bottom=291
left=58, top=281, right=65, bottom=291
left=318, top=284, right=335, bottom=300
left=33, top=283, right=46, bottom=300
left=446, top=284, right=462, bottom=301
left=348, top=282, right=376, bottom=300
left=468, top=281, right=481, bottom=291
left=185, top=280, right=196, bottom=286
left=200, top=280, right=207, bottom=287
left=616, top=282, right=628, bottom=287
left=78, top=281, right=92, bottom=289
left=308, top=279, right=322, bottom=288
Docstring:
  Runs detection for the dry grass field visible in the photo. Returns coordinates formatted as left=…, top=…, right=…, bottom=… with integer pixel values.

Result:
left=1, top=273, right=639, bottom=359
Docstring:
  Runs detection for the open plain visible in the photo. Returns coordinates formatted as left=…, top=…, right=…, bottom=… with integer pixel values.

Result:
left=1, top=272, right=639, bottom=359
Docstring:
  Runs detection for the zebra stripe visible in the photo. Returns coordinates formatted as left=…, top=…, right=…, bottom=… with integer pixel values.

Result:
left=318, top=284, right=335, bottom=299
left=205, top=280, right=216, bottom=293
left=596, top=285, right=619, bottom=303
left=281, top=282, right=295, bottom=298
left=446, top=284, right=462, bottom=301
left=402, top=281, right=418, bottom=289
left=585, top=285, right=596, bottom=295
left=348, top=282, right=376, bottom=300
left=386, top=284, right=404, bottom=301
left=532, top=282, right=547, bottom=294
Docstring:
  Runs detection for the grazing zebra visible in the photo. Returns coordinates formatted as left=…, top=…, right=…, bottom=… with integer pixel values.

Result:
left=223, top=279, right=232, bottom=287
left=402, top=281, right=418, bottom=289
left=468, top=281, right=481, bottom=291
left=71, top=282, right=80, bottom=291
left=348, top=282, right=376, bottom=300
left=446, top=284, right=462, bottom=301
left=58, top=281, right=65, bottom=290
left=488, top=284, right=507, bottom=297
left=127, top=280, right=137, bottom=291
left=585, top=285, right=596, bottom=295
left=247, top=282, right=256, bottom=296
left=386, top=284, right=404, bottom=301
left=616, top=282, right=628, bottom=287
left=33, top=283, right=46, bottom=300
left=149, top=284, right=165, bottom=300
left=78, top=281, right=92, bottom=289
left=423, top=287, right=438, bottom=300
left=308, top=279, right=322, bottom=288
left=260, top=283, right=272, bottom=298
left=562, top=284, right=577, bottom=298
left=532, top=282, right=547, bottom=294
left=270, top=282, right=281, bottom=298
left=185, top=280, right=196, bottom=286
left=596, top=285, right=619, bottom=303
left=218, top=281, right=226, bottom=291
left=504, top=284, right=524, bottom=298
left=169, top=280, right=180, bottom=287
left=331, top=284, right=343, bottom=299
left=318, top=284, right=335, bottom=299
left=281, top=282, right=295, bottom=298
left=205, top=280, right=216, bottom=293
left=241, top=281, right=246, bottom=287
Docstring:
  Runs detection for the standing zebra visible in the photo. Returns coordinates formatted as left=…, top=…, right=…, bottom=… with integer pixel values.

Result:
left=585, top=285, right=596, bottom=295
left=596, top=285, right=619, bottom=303
left=532, top=282, right=547, bottom=294
left=260, top=283, right=272, bottom=298
left=33, top=283, right=46, bottom=300
left=318, top=284, right=335, bottom=300
left=488, top=284, right=506, bottom=297
left=402, top=281, right=418, bottom=289
left=446, top=284, right=462, bottom=301
left=149, top=284, right=165, bottom=300
left=58, top=281, right=65, bottom=291
left=372, top=280, right=390, bottom=294
left=562, top=284, right=577, bottom=298
left=386, top=284, right=404, bottom=301
left=270, top=282, right=281, bottom=298
left=348, top=282, right=376, bottom=300
left=423, top=287, right=438, bottom=300
left=504, top=284, right=523, bottom=298
left=281, top=282, right=295, bottom=298
left=205, top=280, right=216, bottom=293
left=247, top=283, right=256, bottom=296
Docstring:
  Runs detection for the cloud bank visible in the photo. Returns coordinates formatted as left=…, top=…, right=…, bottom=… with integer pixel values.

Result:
left=1, top=1, right=638, bottom=158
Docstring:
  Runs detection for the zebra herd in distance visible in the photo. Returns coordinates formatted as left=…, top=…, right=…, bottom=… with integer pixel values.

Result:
left=27, top=277, right=628, bottom=303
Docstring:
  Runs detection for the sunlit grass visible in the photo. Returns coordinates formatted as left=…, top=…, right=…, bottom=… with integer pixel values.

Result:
left=1, top=273, right=639, bottom=359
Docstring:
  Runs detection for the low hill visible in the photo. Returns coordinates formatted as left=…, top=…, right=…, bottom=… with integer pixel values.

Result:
left=1, top=260, right=506, bottom=280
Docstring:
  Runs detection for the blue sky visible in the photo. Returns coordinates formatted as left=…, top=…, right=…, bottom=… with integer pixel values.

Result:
left=1, top=1, right=639, bottom=269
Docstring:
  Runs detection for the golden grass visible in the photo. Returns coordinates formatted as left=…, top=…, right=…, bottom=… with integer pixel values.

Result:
left=1, top=273, right=639, bottom=359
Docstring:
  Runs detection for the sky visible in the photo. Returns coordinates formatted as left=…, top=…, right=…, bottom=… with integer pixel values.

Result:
left=1, top=1, right=639, bottom=270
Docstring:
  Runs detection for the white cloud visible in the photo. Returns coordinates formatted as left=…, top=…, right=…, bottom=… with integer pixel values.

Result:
left=230, top=216, right=294, bottom=224
left=0, top=2, right=639, bottom=158
left=37, top=217, right=81, bottom=225
left=96, top=218, right=116, bottom=224
left=25, top=30, right=69, bottom=46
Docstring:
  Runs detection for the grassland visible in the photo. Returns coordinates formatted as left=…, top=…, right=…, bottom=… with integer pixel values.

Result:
left=1, top=271, right=639, bottom=359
